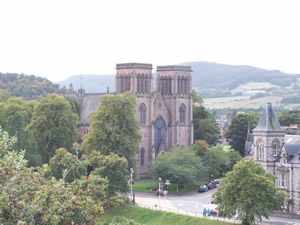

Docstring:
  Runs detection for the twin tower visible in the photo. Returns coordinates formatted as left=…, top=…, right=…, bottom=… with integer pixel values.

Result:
left=115, top=63, right=193, bottom=177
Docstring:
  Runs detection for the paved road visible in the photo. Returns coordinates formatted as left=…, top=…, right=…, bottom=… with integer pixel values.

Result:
left=133, top=188, right=300, bottom=225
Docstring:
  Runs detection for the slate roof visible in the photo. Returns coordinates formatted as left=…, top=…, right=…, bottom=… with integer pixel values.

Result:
left=80, top=93, right=106, bottom=124
left=253, top=103, right=284, bottom=132
left=244, top=133, right=254, bottom=155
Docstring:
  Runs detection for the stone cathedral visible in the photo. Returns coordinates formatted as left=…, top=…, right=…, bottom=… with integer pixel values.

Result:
left=77, top=63, right=194, bottom=177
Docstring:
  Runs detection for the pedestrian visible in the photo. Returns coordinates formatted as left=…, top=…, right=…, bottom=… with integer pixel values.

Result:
left=203, top=207, right=207, bottom=217
left=207, top=208, right=211, bottom=216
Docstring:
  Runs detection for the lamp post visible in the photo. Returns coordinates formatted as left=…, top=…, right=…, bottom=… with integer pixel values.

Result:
left=158, top=177, right=161, bottom=209
left=130, top=168, right=134, bottom=200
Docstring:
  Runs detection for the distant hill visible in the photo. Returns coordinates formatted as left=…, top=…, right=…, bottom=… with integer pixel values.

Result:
left=57, top=74, right=115, bottom=93
left=57, top=62, right=300, bottom=93
left=180, top=61, right=300, bottom=89
left=0, top=72, right=70, bottom=101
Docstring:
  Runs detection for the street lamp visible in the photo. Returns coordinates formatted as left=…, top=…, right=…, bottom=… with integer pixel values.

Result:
left=158, top=177, right=162, bottom=209
left=130, top=168, right=134, bottom=200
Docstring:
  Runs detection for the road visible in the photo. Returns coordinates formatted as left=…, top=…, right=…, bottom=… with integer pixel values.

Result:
left=133, top=188, right=300, bottom=225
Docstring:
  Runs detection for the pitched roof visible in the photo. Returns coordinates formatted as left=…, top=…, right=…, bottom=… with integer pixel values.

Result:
left=253, top=103, right=284, bottom=132
left=80, top=93, right=106, bottom=124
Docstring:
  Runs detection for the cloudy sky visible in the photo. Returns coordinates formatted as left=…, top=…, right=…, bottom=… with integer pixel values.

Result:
left=0, top=0, right=299, bottom=82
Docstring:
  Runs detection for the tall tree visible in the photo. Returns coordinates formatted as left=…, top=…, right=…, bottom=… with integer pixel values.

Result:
left=81, top=92, right=140, bottom=170
left=214, top=159, right=287, bottom=225
left=29, top=94, right=78, bottom=163
left=192, top=90, right=219, bottom=145
left=279, top=110, right=300, bottom=126
left=225, top=112, right=259, bottom=156
left=149, top=147, right=206, bottom=191
left=86, top=151, right=129, bottom=197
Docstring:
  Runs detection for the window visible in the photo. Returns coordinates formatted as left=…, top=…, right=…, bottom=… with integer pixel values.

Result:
left=282, top=153, right=286, bottom=165
left=272, top=139, right=280, bottom=156
left=278, top=173, right=287, bottom=189
left=257, top=140, right=264, bottom=161
left=138, top=104, right=146, bottom=124
left=179, top=104, right=186, bottom=124
left=140, top=148, right=145, bottom=165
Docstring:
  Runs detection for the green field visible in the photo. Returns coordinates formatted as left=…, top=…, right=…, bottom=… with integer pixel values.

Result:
left=101, top=205, right=234, bottom=225
left=232, top=82, right=280, bottom=92
left=133, top=180, right=203, bottom=194
left=203, top=95, right=285, bottom=109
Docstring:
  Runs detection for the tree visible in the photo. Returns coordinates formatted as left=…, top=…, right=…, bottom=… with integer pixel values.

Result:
left=0, top=129, right=124, bottom=224
left=192, top=90, right=219, bottom=145
left=85, top=151, right=129, bottom=197
left=225, top=112, right=259, bottom=156
left=214, top=159, right=287, bottom=225
left=192, top=140, right=209, bottom=156
left=29, top=94, right=79, bottom=163
left=279, top=110, right=300, bottom=126
left=81, top=92, right=140, bottom=170
left=201, top=147, right=229, bottom=178
left=149, top=147, right=206, bottom=191
left=48, top=148, right=87, bottom=182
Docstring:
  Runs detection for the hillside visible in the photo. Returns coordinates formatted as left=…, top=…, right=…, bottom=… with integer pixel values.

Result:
left=58, top=74, right=115, bottom=93
left=57, top=62, right=300, bottom=93
left=0, top=72, right=72, bottom=101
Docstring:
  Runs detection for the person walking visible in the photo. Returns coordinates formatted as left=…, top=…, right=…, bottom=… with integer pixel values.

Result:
left=203, top=207, right=207, bottom=217
left=207, top=208, right=211, bottom=216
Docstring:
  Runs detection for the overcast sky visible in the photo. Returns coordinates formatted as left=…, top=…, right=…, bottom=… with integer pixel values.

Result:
left=0, top=0, right=299, bottom=82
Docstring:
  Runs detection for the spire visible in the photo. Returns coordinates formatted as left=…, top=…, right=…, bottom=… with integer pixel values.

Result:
left=253, top=103, right=283, bottom=132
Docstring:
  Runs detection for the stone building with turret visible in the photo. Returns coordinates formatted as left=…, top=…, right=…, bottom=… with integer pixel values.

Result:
left=76, top=63, right=194, bottom=177
left=245, top=103, right=300, bottom=213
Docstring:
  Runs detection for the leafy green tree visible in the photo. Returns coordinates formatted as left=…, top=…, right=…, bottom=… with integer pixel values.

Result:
left=48, top=148, right=87, bottom=182
left=192, top=140, right=209, bottom=156
left=29, top=94, right=79, bottom=163
left=82, top=92, right=140, bottom=170
left=0, top=129, right=124, bottom=224
left=149, top=147, right=206, bottom=191
left=192, top=90, right=219, bottom=144
left=201, top=147, right=229, bottom=178
left=225, top=112, right=259, bottom=156
left=0, top=89, right=10, bottom=102
left=86, top=151, right=129, bottom=197
left=279, top=110, right=300, bottom=126
left=214, top=159, right=287, bottom=225
left=0, top=97, right=37, bottom=130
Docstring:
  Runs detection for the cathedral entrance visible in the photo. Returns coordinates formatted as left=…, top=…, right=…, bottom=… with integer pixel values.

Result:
left=154, top=116, right=167, bottom=156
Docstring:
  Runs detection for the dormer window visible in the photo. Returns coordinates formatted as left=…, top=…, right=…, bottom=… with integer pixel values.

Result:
left=281, top=153, right=286, bottom=165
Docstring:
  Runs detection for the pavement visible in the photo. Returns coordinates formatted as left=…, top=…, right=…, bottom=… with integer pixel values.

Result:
left=130, top=190, right=300, bottom=225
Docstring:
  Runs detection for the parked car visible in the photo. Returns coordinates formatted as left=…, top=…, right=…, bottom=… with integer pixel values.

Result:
left=198, top=185, right=208, bottom=192
left=206, top=182, right=214, bottom=190
left=210, top=181, right=217, bottom=188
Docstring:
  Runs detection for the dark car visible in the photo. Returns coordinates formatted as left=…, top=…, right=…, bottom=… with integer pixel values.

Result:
left=198, top=185, right=208, bottom=192
left=205, top=182, right=214, bottom=190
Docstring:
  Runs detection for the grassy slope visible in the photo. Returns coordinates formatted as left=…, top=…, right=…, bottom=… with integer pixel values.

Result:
left=203, top=96, right=285, bottom=109
left=133, top=180, right=203, bottom=194
left=102, top=205, right=233, bottom=225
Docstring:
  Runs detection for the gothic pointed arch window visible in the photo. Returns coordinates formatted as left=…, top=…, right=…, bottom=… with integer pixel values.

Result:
left=256, top=139, right=264, bottom=161
left=272, top=139, right=280, bottom=156
left=138, top=103, right=146, bottom=124
left=140, top=148, right=145, bottom=165
left=179, top=104, right=186, bottom=124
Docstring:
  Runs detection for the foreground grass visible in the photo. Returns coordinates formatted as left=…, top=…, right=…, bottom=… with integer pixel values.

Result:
left=133, top=180, right=203, bottom=194
left=102, top=205, right=234, bottom=225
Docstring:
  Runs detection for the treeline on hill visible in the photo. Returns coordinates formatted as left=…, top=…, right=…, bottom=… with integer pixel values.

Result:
left=0, top=72, right=74, bottom=100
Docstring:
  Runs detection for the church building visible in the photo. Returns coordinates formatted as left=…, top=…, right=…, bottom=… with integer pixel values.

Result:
left=77, top=63, right=194, bottom=177
left=245, top=103, right=300, bottom=213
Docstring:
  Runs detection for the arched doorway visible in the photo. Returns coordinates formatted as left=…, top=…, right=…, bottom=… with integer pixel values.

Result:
left=154, top=116, right=167, bottom=155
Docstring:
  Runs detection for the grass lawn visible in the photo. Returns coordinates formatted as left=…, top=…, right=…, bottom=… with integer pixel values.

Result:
left=101, top=205, right=234, bottom=225
left=133, top=180, right=203, bottom=194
